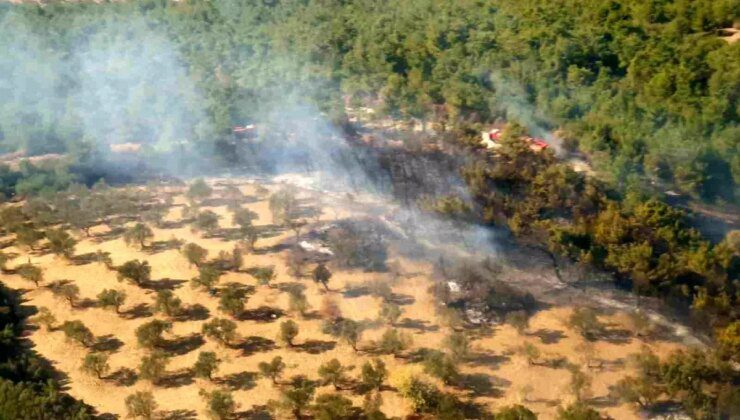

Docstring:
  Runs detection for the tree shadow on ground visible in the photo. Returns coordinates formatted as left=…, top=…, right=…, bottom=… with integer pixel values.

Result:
left=161, top=334, right=205, bottom=356
left=159, top=368, right=194, bottom=388
left=122, top=303, right=153, bottom=319
left=93, top=335, right=124, bottom=353
left=468, top=352, right=510, bottom=369
left=146, top=240, right=182, bottom=254
left=235, top=405, right=272, bottom=420
left=159, top=409, right=197, bottom=420
left=239, top=306, right=284, bottom=322
left=587, top=394, right=619, bottom=408
left=530, top=328, right=567, bottom=344
left=397, top=318, right=439, bottom=333
left=108, top=367, right=137, bottom=386
left=69, top=252, right=99, bottom=266
left=253, top=243, right=292, bottom=255
left=175, top=304, right=210, bottom=321
left=75, top=298, right=98, bottom=310
left=216, top=371, right=258, bottom=391
left=144, top=278, right=186, bottom=291
left=596, top=324, right=633, bottom=345
left=387, top=293, right=415, bottom=306
left=457, top=373, right=507, bottom=397
left=295, top=339, right=336, bottom=354
left=239, top=336, right=277, bottom=356
left=92, top=227, right=125, bottom=243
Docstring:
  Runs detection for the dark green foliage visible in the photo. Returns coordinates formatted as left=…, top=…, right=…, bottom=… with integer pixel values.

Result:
left=154, top=289, right=183, bottom=318
left=50, top=282, right=80, bottom=307
left=193, top=210, right=220, bottom=235
left=202, top=318, right=237, bottom=347
left=186, top=179, right=212, bottom=203
left=125, top=391, right=157, bottom=420
left=322, top=318, right=362, bottom=351
left=17, top=263, right=43, bottom=287
left=258, top=356, right=285, bottom=384
left=123, top=223, right=154, bottom=249
left=97, top=289, right=126, bottom=313
left=272, top=375, right=316, bottom=419
left=376, top=328, right=411, bottom=356
left=360, top=359, right=387, bottom=391
left=138, top=351, right=170, bottom=385
left=0, top=282, right=93, bottom=418
left=181, top=242, right=208, bottom=268
left=422, top=350, right=459, bottom=385
left=218, top=284, right=248, bottom=318
left=556, top=402, right=601, bottom=420
left=200, top=388, right=236, bottom=420
left=62, top=320, right=95, bottom=347
left=193, top=351, right=219, bottom=381
left=15, top=226, right=43, bottom=250
left=279, top=320, right=299, bottom=347
left=45, top=228, right=76, bottom=258
left=318, top=359, right=348, bottom=390
left=135, top=320, right=172, bottom=349
left=312, top=263, right=332, bottom=290
left=495, top=405, right=537, bottom=420
left=191, top=265, right=222, bottom=291
left=117, top=260, right=151, bottom=287
left=312, top=393, right=354, bottom=420
left=81, top=352, right=109, bottom=379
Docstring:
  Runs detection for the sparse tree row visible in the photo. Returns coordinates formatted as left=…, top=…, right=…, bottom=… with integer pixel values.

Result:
left=3, top=177, right=737, bottom=419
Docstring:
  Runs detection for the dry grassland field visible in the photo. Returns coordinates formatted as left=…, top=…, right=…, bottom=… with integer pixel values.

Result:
left=1, top=178, right=688, bottom=419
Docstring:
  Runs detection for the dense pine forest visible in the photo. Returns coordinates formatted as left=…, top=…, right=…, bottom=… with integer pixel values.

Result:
left=0, top=1, right=738, bottom=418
left=1, top=0, right=738, bottom=200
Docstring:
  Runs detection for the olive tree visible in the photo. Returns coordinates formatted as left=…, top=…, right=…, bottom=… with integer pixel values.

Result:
left=312, top=263, right=332, bottom=291
left=46, top=228, right=77, bottom=259
left=32, top=307, right=57, bottom=331
left=138, top=350, right=170, bottom=385
left=125, top=391, right=157, bottom=420
left=360, top=359, right=387, bottom=391
left=154, top=289, right=183, bottom=318
left=192, top=210, right=220, bottom=236
left=186, top=178, right=212, bottom=203
left=193, top=351, right=219, bottom=381
left=251, top=266, right=275, bottom=287
left=199, top=388, right=237, bottom=420
left=81, top=352, right=110, bottom=379
left=97, top=289, right=126, bottom=313
left=191, top=265, right=222, bottom=291
left=279, top=320, right=299, bottom=347
left=312, top=394, right=354, bottom=420
left=202, top=318, right=237, bottom=347
left=218, top=284, right=248, bottom=318
left=51, top=282, right=80, bottom=308
left=287, top=287, right=310, bottom=318
left=123, top=223, right=154, bottom=249
left=377, top=329, right=411, bottom=357
left=379, top=302, right=402, bottom=326
left=17, top=263, right=43, bottom=287
left=442, top=331, right=470, bottom=361
left=258, top=356, right=285, bottom=385
left=318, top=359, right=349, bottom=390
left=181, top=242, right=208, bottom=268
left=270, top=375, right=316, bottom=419
left=62, top=320, right=95, bottom=347
left=136, top=320, right=172, bottom=349
left=15, top=226, right=44, bottom=251
left=117, top=260, right=151, bottom=287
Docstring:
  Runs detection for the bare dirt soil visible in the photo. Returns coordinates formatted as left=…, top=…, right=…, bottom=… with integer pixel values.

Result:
left=2, top=179, right=687, bottom=419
